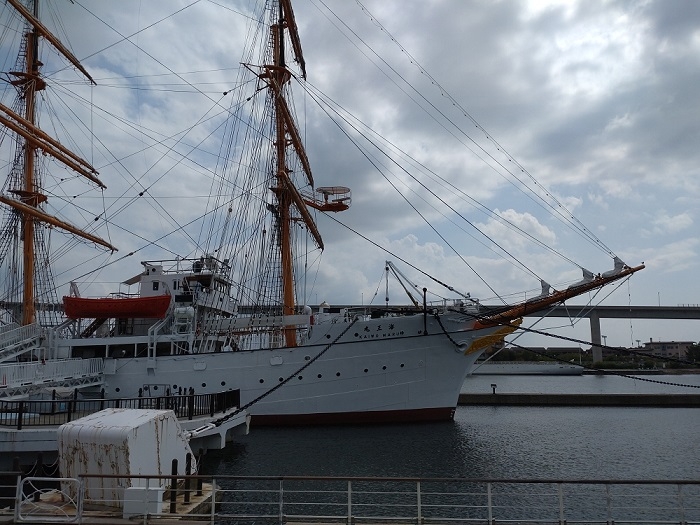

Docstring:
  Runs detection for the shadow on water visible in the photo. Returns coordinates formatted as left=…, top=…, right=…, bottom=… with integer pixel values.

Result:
left=202, top=405, right=700, bottom=480
left=201, top=417, right=488, bottom=478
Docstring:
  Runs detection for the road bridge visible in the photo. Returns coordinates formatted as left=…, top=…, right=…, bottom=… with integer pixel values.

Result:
left=521, top=305, right=700, bottom=362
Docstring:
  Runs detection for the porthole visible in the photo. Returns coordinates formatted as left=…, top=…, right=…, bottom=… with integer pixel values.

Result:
left=115, top=388, right=120, bottom=393
left=382, top=366, right=387, bottom=370
left=364, top=368, right=368, bottom=373
left=172, top=385, right=178, bottom=389
left=201, top=383, right=206, bottom=387
left=259, top=379, right=264, bottom=383
left=298, top=376, right=303, bottom=380
left=153, top=385, right=159, bottom=390
left=304, top=355, right=311, bottom=361
left=221, top=381, right=226, bottom=386
left=336, top=372, right=341, bottom=377
left=317, top=374, right=322, bottom=378
left=400, top=363, right=405, bottom=368
left=354, top=333, right=359, bottom=337
left=326, top=334, right=331, bottom=339
left=279, top=377, right=284, bottom=382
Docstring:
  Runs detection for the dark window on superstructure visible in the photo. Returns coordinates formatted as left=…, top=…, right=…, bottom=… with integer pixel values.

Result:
left=153, top=282, right=159, bottom=291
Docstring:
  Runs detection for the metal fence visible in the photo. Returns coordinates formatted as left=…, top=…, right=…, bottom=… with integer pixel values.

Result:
left=4, top=474, right=699, bottom=524
left=0, top=388, right=240, bottom=429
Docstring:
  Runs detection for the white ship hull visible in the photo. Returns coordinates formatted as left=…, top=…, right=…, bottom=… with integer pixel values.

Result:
left=59, top=312, right=494, bottom=425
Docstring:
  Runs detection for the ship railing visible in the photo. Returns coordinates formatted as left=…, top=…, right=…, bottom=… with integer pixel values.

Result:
left=0, top=322, right=20, bottom=335
left=0, top=322, right=41, bottom=360
left=144, top=255, right=230, bottom=274
left=0, top=388, right=240, bottom=430
left=147, top=308, right=175, bottom=362
left=0, top=357, right=103, bottom=391
left=4, top=475, right=699, bottom=524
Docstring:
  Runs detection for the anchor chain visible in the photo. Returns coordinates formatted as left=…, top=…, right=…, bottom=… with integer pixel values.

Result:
left=432, top=311, right=468, bottom=349
left=211, top=317, right=359, bottom=427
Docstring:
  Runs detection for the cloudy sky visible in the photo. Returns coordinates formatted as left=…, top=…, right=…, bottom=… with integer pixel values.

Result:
left=1, top=0, right=699, bottom=349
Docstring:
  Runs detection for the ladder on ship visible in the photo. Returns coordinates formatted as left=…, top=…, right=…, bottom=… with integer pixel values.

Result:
left=0, top=320, right=106, bottom=399
left=0, top=358, right=105, bottom=400
left=0, top=323, right=42, bottom=362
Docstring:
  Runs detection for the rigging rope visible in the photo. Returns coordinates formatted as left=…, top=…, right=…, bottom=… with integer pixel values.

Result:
left=298, top=77, right=624, bottom=301
left=348, top=0, right=617, bottom=258
left=298, top=80, right=508, bottom=301
left=505, top=339, right=700, bottom=390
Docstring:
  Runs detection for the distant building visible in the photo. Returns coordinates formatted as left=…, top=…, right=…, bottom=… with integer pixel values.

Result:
left=637, top=340, right=695, bottom=359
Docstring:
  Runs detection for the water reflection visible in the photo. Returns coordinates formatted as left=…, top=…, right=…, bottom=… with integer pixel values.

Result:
left=203, top=405, right=700, bottom=481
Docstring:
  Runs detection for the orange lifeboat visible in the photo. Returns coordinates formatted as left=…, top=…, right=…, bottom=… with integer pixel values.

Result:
left=63, top=294, right=171, bottom=319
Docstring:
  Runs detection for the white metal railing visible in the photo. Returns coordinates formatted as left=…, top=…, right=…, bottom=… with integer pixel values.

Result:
left=0, top=323, right=41, bottom=359
left=14, top=477, right=82, bottom=523
left=0, top=358, right=103, bottom=390
left=0, top=322, right=20, bottom=335
left=5, top=475, right=699, bottom=524
left=0, top=322, right=40, bottom=345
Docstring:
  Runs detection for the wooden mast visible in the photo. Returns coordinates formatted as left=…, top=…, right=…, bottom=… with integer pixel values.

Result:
left=265, top=0, right=348, bottom=346
left=263, top=0, right=310, bottom=347
left=271, top=3, right=297, bottom=347
left=20, top=0, right=40, bottom=325
left=3, top=0, right=115, bottom=325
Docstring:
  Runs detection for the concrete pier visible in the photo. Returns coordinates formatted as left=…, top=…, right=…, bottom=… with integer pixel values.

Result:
left=458, top=393, right=700, bottom=407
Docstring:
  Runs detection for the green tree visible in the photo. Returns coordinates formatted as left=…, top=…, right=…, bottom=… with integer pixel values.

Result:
left=686, top=343, right=700, bottom=363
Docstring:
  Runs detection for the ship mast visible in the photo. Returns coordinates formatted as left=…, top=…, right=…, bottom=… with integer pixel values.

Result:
left=267, top=0, right=315, bottom=346
left=259, top=0, right=349, bottom=346
left=273, top=2, right=295, bottom=345
left=1, top=0, right=116, bottom=325
left=20, top=0, right=40, bottom=327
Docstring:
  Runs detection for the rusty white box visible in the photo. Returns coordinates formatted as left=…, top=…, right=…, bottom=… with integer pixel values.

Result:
left=58, top=408, right=194, bottom=508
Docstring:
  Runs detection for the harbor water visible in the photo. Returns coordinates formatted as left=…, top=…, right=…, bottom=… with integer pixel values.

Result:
left=202, top=374, right=700, bottom=480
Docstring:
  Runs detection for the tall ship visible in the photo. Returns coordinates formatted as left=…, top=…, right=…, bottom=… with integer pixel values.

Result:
left=0, top=0, right=642, bottom=425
